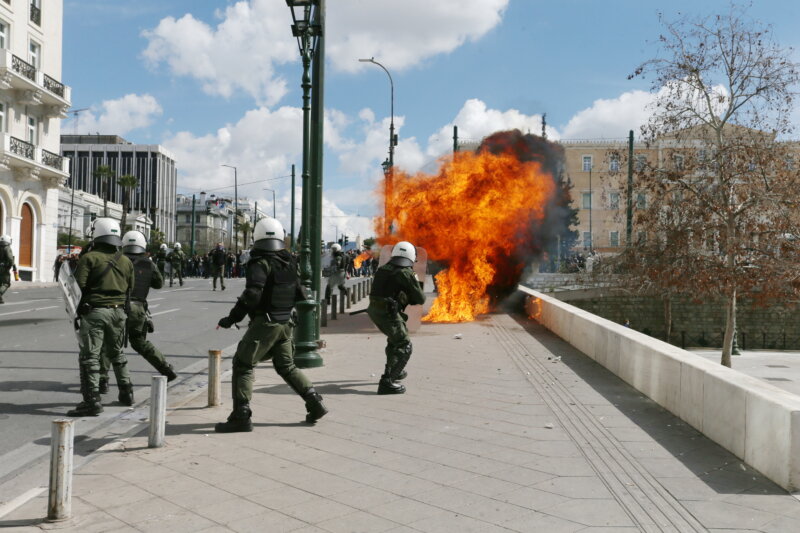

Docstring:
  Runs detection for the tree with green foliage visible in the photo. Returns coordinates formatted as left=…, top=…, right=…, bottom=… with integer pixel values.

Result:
left=118, top=174, right=139, bottom=231
left=93, top=165, right=115, bottom=218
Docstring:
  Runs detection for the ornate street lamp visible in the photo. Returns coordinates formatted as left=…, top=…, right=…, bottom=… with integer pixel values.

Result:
left=287, top=0, right=324, bottom=368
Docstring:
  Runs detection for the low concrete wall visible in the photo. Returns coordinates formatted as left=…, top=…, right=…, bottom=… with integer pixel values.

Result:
left=520, top=286, right=800, bottom=492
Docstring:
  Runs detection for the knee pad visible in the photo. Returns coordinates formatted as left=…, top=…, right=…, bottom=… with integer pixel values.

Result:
left=232, top=357, right=255, bottom=374
left=398, top=340, right=412, bottom=360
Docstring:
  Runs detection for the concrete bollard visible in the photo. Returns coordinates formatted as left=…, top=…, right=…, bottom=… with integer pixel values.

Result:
left=320, top=298, right=328, bottom=327
left=47, top=419, right=74, bottom=522
left=208, top=350, right=222, bottom=407
left=357, top=282, right=362, bottom=301
left=148, top=376, right=167, bottom=448
left=343, top=290, right=350, bottom=311
left=331, top=294, right=338, bottom=320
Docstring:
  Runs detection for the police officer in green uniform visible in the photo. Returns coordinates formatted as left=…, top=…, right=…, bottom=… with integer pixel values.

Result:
left=324, top=243, right=348, bottom=301
left=68, top=218, right=134, bottom=417
left=121, top=230, right=178, bottom=381
left=168, top=242, right=185, bottom=287
left=367, top=241, right=426, bottom=395
left=208, top=242, right=226, bottom=290
left=215, top=217, right=327, bottom=432
left=0, top=234, right=17, bottom=304
left=155, top=243, right=168, bottom=278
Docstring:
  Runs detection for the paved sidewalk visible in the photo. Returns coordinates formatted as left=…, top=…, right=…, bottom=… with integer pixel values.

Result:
left=3, top=304, right=800, bottom=531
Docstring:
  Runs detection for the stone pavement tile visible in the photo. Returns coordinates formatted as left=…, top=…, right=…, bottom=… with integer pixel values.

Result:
left=577, top=528, right=641, bottom=532
left=409, top=511, right=513, bottom=533
left=268, top=465, right=364, bottom=497
left=290, top=527, right=330, bottom=533
left=413, top=486, right=494, bottom=513
left=142, top=471, right=213, bottom=498
left=78, top=453, right=155, bottom=476
left=529, top=477, right=613, bottom=499
left=112, top=462, right=177, bottom=484
left=619, top=440, right=675, bottom=460
left=659, top=468, right=765, bottom=501
left=104, top=495, right=192, bottom=525
left=450, top=475, right=524, bottom=497
left=281, top=496, right=358, bottom=524
left=449, top=497, right=532, bottom=525
left=523, top=456, right=596, bottom=477
left=761, top=515, right=800, bottom=532
left=213, top=473, right=287, bottom=497
left=523, top=439, right=583, bottom=458
left=409, top=464, right=479, bottom=486
left=164, top=484, right=238, bottom=511
left=606, top=426, right=653, bottom=442
left=136, top=511, right=217, bottom=533
left=682, top=500, right=778, bottom=530
left=635, top=457, right=697, bottom=478
left=369, top=498, right=445, bottom=523
left=317, top=510, right=398, bottom=533
left=192, top=496, right=270, bottom=525
left=327, top=486, right=400, bottom=511
left=71, top=473, right=130, bottom=492
left=160, top=455, right=253, bottom=483
left=368, top=470, right=442, bottom=497
left=197, top=526, right=237, bottom=533
left=226, top=508, right=308, bottom=533
left=488, top=465, right=556, bottom=486
left=245, top=484, right=319, bottom=510
left=542, top=499, right=635, bottom=527
left=501, top=510, right=585, bottom=533
left=79, top=481, right=154, bottom=509
left=496, top=486, right=570, bottom=511
left=720, top=489, right=800, bottom=518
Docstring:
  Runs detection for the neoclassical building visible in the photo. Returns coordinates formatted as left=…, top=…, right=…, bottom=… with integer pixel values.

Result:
left=0, top=0, right=70, bottom=281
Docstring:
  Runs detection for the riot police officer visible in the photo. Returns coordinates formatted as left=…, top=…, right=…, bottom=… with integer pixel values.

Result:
left=68, top=218, right=134, bottom=416
left=208, top=242, right=227, bottom=290
left=155, top=243, right=168, bottom=277
left=121, top=231, right=177, bottom=381
left=0, top=234, right=17, bottom=304
left=367, top=241, right=426, bottom=395
left=324, top=243, right=348, bottom=301
left=215, top=217, right=327, bottom=432
left=168, top=242, right=185, bottom=287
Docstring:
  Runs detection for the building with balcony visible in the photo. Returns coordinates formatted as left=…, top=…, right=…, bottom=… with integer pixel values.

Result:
left=60, top=135, right=177, bottom=242
left=0, top=0, right=71, bottom=281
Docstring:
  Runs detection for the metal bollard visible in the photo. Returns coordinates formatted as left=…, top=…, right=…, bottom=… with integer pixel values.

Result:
left=149, top=376, right=167, bottom=448
left=357, top=282, right=362, bottom=301
left=47, top=419, right=74, bottom=522
left=331, top=294, right=338, bottom=320
left=208, top=350, right=222, bottom=407
left=320, top=298, right=328, bottom=327
left=344, top=289, right=351, bottom=310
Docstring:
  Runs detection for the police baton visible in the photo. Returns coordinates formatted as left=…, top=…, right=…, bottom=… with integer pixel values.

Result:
left=349, top=309, right=369, bottom=316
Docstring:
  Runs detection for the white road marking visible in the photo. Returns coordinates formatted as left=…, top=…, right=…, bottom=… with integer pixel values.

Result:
left=149, top=297, right=165, bottom=302
left=150, top=308, right=180, bottom=317
left=0, top=486, right=46, bottom=519
left=0, top=305, right=59, bottom=317
left=149, top=304, right=160, bottom=309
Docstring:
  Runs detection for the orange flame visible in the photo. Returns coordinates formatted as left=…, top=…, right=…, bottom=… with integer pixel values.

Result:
left=527, top=297, right=543, bottom=322
left=377, top=142, right=557, bottom=323
left=353, top=251, right=372, bottom=269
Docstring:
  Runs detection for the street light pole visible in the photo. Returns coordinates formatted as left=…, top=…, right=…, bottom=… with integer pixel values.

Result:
left=588, top=164, right=593, bottom=253
left=290, top=163, right=296, bottom=250
left=263, top=188, right=276, bottom=218
left=358, top=57, right=395, bottom=234
left=221, top=164, right=239, bottom=254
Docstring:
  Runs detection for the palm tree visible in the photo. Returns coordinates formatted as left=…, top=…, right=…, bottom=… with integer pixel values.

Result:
left=238, top=220, right=253, bottom=249
left=93, top=165, right=115, bottom=217
left=118, top=174, right=139, bottom=231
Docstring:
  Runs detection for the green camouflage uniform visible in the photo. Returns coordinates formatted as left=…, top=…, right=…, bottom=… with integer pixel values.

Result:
left=215, top=248, right=326, bottom=432
left=168, top=249, right=185, bottom=286
left=324, top=251, right=348, bottom=300
left=73, top=244, right=134, bottom=409
left=367, top=262, right=426, bottom=391
left=155, top=249, right=168, bottom=277
left=0, top=243, right=15, bottom=303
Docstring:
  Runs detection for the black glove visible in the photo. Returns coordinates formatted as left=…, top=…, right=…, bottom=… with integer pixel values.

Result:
left=145, top=319, right=155, bottom=333
left=218, top=316, right=236, bottom=329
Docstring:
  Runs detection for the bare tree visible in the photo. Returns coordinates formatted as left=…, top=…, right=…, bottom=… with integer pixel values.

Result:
left=628, top=4, right=800, bottom=367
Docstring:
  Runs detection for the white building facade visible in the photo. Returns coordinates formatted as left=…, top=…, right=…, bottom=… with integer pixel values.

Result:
left=0, top=0, right=71, bottom=281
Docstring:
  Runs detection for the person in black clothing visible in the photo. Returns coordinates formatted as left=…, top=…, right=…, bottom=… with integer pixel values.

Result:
left=208, top=242, right=227, bottom=290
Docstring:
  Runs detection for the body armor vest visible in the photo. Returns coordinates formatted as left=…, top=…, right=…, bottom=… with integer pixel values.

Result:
left=371, top=265, right=404, bottom=299
left=257, top=256, right=297, bottom=321
left=128, top=254, right=154, bottom=302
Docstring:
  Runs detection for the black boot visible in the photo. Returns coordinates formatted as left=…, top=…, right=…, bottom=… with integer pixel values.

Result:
left=395, top=370, right=408, bottom=381
left=67, top=392, right=103, bottom=417
left=159, top=363, right=178, bottom=382
left=303, top=388, right=328, bottom=424
left=215, top=402, right=253, bottom=433
left=118, top=384, right=135, bottom=406
left=377, top=365, right=405, bottom=395
left=99, top=376, right=109, bottom=394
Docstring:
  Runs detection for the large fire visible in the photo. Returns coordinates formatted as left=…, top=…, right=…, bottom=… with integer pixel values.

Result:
left=376, top=130, right=561, bottom=323
left=353, top=251, right=372, bottom=269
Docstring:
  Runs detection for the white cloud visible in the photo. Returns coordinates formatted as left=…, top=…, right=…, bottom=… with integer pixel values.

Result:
left=560, top=90, right=655, bottom=140
left=67, top=94, right=163, bottom=136
left=141, top=0, right=509, bottom=105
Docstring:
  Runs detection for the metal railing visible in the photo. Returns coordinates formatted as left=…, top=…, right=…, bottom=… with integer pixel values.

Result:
left=11, top=54, right=35, bottom=81
left=10, top=136, right=34, bottom=160
left=30, top=3, right=41, bottom=26
left=42, top=148, right=63, bottom=169
left=43, top=74, right=65, bottom=97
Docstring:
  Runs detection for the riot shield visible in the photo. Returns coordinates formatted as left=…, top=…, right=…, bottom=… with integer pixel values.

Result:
left=378, top=245, right=428, bottom=333
left=57, top=264, right=82, bottom=343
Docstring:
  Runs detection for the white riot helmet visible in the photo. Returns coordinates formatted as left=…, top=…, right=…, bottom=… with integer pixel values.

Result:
left=0, top=234, right=10, bottom=245
left=389, top=241, right=416, bottom=267
left=331, top=243, right=341, bottom=253
left=252, top=217, right=285, bottom=251
left=91, top=217, right=122, bottom=247
left=174, top=242, right=182, bottom=250
left=122, top=231, right=147, bottom=254
left=160, top=243, right=167, bottom=251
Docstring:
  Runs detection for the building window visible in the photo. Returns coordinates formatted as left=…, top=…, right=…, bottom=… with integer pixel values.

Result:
left=610, top=231, right=620, bottom=247
left=636, top=192, right=646, bottom=209
left=583, top=232, right=592, bottom=249
left=28, top=40, right=40, bottom=69
left=27, top=115, right=37, bottom=144
left=786, top=156, right=794, bottom=171
left=673, top=154, right=684, bottom=171
left=30, top=0, right=41, bottom=26
left=582, top=155, right=593, bottom=172
left=0, top=102, right=5, bottom=133
left=582, top=192, right=591, bottom=209
left=609, top=191, right=620, bottom=210
left=635, top=155, right=647, bottom=172
left=184, top=214, right=191, bottom=223
left=609, top=154, right=620, bottom=172
left=0, top=20, right=7, bottom=49
left=637, top=231, right=647, bottom=244
left=697, top=149, right=707, bottom=168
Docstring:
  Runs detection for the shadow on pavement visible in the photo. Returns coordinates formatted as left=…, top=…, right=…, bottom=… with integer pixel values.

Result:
left=254, top=380, right=376, bottom=396
left=163, top=421, right=308, bottom=436
left=0, top=318, right=64, bottom=327
left=0, top=380, right=78, bottom=393
left=0, top=519, right=43, bottom=528
left=0, top=402, right=75, bottom=417
left=33, top=433, right=118, bottom=457
left=509, top=312, right=787, bottom=496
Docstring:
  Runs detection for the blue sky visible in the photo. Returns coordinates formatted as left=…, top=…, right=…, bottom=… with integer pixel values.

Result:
left=62, top=0, right=800, bottom=240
